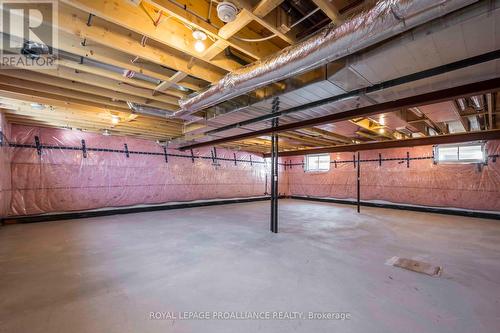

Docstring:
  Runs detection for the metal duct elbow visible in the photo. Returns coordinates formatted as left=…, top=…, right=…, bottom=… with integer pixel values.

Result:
left=176, top=0, right=477, bottom=117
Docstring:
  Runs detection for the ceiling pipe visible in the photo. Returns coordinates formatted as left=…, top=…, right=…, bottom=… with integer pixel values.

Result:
left=127, top=102, right=175, bottom=118
left=60, top=51, right=161, bottom=85
left=176, top=0, right=478, bottom=117
left=60, top=51, right=191, bottom=93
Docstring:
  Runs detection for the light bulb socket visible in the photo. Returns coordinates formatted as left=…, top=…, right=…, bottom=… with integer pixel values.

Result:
left=192, top=30, right=207, bottom=41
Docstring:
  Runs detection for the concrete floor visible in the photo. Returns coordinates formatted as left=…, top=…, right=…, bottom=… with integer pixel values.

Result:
left=1, top=199, right=500, bottom=333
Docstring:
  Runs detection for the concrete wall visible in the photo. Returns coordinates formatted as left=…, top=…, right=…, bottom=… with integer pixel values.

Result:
left=7, top=125, right=275, bottom=216
left=286, top=141, right=500, bottom=212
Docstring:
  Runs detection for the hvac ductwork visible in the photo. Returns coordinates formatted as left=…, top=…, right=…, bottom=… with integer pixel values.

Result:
left=126, top=102, right=203, bottom=123
left=177, top=0, right=477, bottom=117
left=127, top=102, right=174, bottom=117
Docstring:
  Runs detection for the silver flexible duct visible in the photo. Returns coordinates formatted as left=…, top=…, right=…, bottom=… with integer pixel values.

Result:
left=126, top=102, right=203, bottom=123
left=127, top=102, right=174, bottom=117
left=177, top=0, right=477, bottom=116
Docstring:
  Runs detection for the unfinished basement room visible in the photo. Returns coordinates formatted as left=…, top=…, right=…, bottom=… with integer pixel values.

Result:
left=0, top=0, right=500, bottom=332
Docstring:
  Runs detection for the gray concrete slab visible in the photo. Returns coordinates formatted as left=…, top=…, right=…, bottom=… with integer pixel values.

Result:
left=1, top=199, right=499, bottom=333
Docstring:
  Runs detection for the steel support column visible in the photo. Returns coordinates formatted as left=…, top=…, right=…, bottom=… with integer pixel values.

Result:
left=357, top=151, right=360, bottom=213
left=270, top=97, right=280, bottom=233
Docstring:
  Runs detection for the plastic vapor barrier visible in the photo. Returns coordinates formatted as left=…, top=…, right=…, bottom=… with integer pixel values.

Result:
left=4, top=125, right=286, bottom=217
left=0, top=114, right=12, bottom=218
left=286, top=142, right=500, bottom=212
left=2, top=123, right=498, bottom=218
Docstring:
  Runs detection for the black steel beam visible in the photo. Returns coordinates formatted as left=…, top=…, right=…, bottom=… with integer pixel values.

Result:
left=181, top=77, right=500, bottom=151
left=263, top=130, right=500, bottom=157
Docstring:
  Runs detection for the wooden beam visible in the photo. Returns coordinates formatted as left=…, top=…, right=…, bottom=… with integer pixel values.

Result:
left=280, top=132, right=337, bottom=146
left=311, top=0, right=344, bottom=25
left=179, top=78, right=500, bottom=150
left=263, top=130, right=500, bottom=157
left=57, top=32, right=206, bottom=90
left=301, top=127, right=352, bottom=143
left=3, top=114, right=176, bottom=140
left=451, top=101, right=469, bottom=132
left=350, top=118, right=396, bottom=139
left=0, top=89, right=183, bottom=130
left=61, top=0, right=246, bottom=70
left=253, top=0, right=285, bottom=18
left=0, top=98, right=182, bottom=133
left=2, top=110, right=178, bottom=136
left=154, top=71, right=188, bottom=93
left=0, top=4, right=215, bottom=87
left=145, top=0, right=293, bottom=48
left=0, top=106, right=182, bottom=139
left=0, top=70, right=176, bottom=111
left=30, top=66, right=178, bottom=108
left=56, top=5, right=224, bottom=83
left=235, top=1, right=295, bottom=44
left=57, top=59, right=185, bottom=99
left=0, top=75, right=129, bottom=110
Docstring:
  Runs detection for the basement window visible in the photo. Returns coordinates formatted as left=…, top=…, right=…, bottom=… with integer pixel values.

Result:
left=305, top=154, right=330, bottom=172
left=433, top=142, right=487, bottom=164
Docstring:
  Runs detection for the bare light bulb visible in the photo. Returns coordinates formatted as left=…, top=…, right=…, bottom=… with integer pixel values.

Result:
left=194, top=40, right=205, bottom=53
left=111, top=115, right=120, bottom=125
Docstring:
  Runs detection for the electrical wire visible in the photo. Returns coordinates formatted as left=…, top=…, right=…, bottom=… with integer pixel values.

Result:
left=230, top=7, right=321, bottom=42
left=232, top=34, right=277, bottom=42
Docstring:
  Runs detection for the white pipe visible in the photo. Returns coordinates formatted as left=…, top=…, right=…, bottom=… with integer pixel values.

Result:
left=177, top=0, right=478, bottom=117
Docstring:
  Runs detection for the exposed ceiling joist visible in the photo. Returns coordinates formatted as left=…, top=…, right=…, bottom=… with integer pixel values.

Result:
left=154, top=71, right=188, bottom=94
left=60, top=0, right=249, bottom=71
left=265, top=130, right=500, bottom=157
left=56, top=5, right=224, bottom=83
left=252, top=0, right=285, bottom=18
left=57, top=59, right=184, bottom=99
left=29, top=66, right=178, bottom=108
left=311, top=0, right=344, bottom=25
left=55, top=32, right=206, bottom=90
left=0, top=70, right=176, bottom=111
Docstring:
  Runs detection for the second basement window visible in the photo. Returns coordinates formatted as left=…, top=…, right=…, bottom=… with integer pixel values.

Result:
left=433, top=142, right=487, bottom=164
left=305, top=154, right=330, bottom=172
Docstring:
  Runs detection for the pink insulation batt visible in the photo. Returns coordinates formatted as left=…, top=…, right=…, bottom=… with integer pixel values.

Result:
left=286, top=141, right=500, bottom=212
left=1, top=124, right=499, bottom=217
left=0, top=114, right=12, bottom=218
left=6, top=125, right=280, bottom=216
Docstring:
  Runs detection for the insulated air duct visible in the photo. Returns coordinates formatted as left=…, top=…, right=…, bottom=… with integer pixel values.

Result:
left=176, top=0, right=477, bottom=117
left=127, top=102, right=174, bottom=117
